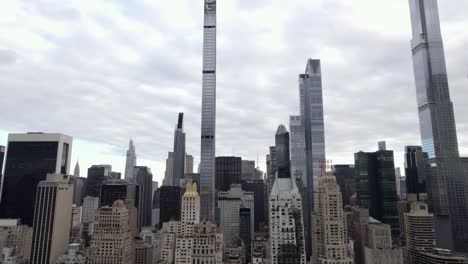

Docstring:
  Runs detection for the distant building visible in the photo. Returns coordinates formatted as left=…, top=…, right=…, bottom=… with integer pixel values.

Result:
left=70, top=176, right=86, bottom=206
left=134, top=166, right=153, bottom=227
left=252, top=236, right=268, bottom=264
left=378, top=141, right=387, bottom=151
left=73, top=161, right=80, bottom=177
left=404, top=146, right=428, bottom=202
left=192, top=222, right=224, bottom=264
left=56, top=243, right=87, bottom=264
left=239, top=208, right=252, bottom=263
left=29, top=174, right=73, bottom=264
left=354, top=149, right=400, bottom=235
left=156, top=221, right=179, bottom=264
left=89, top=200, right=134, bottom=264
left=81, top=196, right=99, bottom=244
left=0, top=219, right=32, bottom=261
left=241, top=160, right=256, bottom=181
left=241, top=180, right=266, bottom=232
left=312, top=175, right=353, bottom=264
left=218, top=184, right=254, bottom=247
left=70, top=205, right=81, bottom=241
left=124, top=140, right=137, bottom=181
left=0, top=146, right=5, bottom=181
left=216, top=157, right=242, bottom=192
left=159, top=186, right=182, bottom=227
left=163, top=152, right=195, bottom=186
left=0, top=133, right=72, bottom=226
left=289, top=115, right=306, bottom=189
left=134, top=239, right=152, bottom=264
left=85, top=165, right=112, bottom=198
left=173, top=113, right=187, bottom=187
left=225, top=238, right=245, bottom=264
left=333, top=165, right=356, bottom=206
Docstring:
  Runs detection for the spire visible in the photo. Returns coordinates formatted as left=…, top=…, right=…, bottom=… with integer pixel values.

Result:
left=73, top=160, right=80, bottom=177
left=124, top=139, right=137, bottom=181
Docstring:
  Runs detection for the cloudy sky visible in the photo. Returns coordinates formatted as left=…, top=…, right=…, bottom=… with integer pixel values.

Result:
left=0, top=0, right=467, bottom=183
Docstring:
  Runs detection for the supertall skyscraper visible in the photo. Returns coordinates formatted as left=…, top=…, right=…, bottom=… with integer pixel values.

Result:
left=408, top=0, right=468, bottom=250
left=0, top=133, right=72, bottom=226
left=199, top=0, right=217, bottom=222
left=173, top=113, right=186, bottom=186
left=124, top=139, right=137, bottom=181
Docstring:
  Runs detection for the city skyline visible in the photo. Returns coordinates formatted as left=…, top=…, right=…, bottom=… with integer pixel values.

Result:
left=1, top=1, right=468, bottom=183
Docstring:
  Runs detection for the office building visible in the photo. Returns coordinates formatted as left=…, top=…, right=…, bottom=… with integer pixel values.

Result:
left=159, top=186, right=182, bottom=226
left=124, top=140, right=137, bottom=181
left=56, top=243, right=87, bottom=264
left=85, top=165, right=112, bottom=198
left=404, top=146, right=428, bottom=201
left=354, top=148, right=400, bottom=235
left=0, top=219, right=32, bottom=261
left=275, top=125, right=290, bottom=179
left=241, top=180, right=266, bottom=231
left=82, top=196, right=99, bottom=224
left=156, top=221, right=179, bottom=264
left=192, top=222, right=224, bottom=264
left=352, top=207, right=370, bottom=264
left=225, top=238, right=245, bottom=264
left=70, top=205, right=81, bottom=241
left=163, top=152, right=195, bottom=186
left=89, top=200, right=134, bottom=264
left=266, top=146, right=277, bottom=194
left=409, top=0, right=468, bottom=250
left=364, top=222, right=403, bottom=264
left=290, top=115, right=306, bottom=185
left=173, top=113, right=187, bottom=187
left=73, top=161, right=80, bottom=177
left=186, top=155, right=194, bottom=174
left=215, top=156, right=241, bottom=192
left=333, top=165, right=356, bottom=207
left=312, top=175, right=353, bottom=264
left=134, top=239, right=152, bottom=264
left=0, top=133, right=72, bottom=226
left=239, top=208, right=252, bottom=263
left=218, top=184, right=254, bottom=247
left=29, top=174, right=73, bottom=264
left=199, top=0, right=218, bottom=222
left=134, top=166, right=153, bottom=227
left=269, top=174, right=306, bottom=263
left=241, top=160, right=256, bottom=181
left=69, top=176, right=86, bottom=206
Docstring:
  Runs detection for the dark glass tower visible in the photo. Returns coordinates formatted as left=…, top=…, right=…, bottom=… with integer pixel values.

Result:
left=409, top=0, right=467, bottom=250
left=158, top=186, right=182, bottom=228
left=215, top=156, right=241, bottom=191
left=173, top=113, right=186, bottom=186
left=0, top=133, right=72, bottom=226
left=275, top=125, right=290, bottom=179
left=405, top=146, right=428, bottom=201
left=85, top=165, right=111, bottom=197
left=354, top=150, right=399, bottom=235
left=134, top=166, right=153, bottom=227
left=199, top=0, right=217, bottom=222
left=333, top=165, right=356, bottom=206
left=241, top=180, right=266, bottom=231
left=239, top=208, right=252, bottom=263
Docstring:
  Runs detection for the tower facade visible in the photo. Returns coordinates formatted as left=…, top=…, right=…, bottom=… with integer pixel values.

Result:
left=0, top=133, right=72, bottom=226
left=408, top=0, right=468, bottom=250
left=199, top=0, right=217, bottom=222
left=404, top=146, right=428, bottom=201
left=124, top=140, right=136, bottom=181
left=173, top=113, right=186, bottom=186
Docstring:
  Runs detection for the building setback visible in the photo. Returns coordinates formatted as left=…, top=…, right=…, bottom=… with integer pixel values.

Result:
left=29, top=174, right=73, bottom=264
left=0, top=133, right=72, bottom=226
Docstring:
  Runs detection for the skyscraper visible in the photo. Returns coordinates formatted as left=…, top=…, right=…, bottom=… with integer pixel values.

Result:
left=215, top=156, right=241, bottom=191
left=409, top=0, right=468, bottom=250
left=85, top=165, right=112, bottom=198
left=0, top=133, right=72, bottom=226
left=73, top=160, right=80, bottom=177
left=134, top=166, right=153, bottom=227
left=199, top=0, right=217, bottom=222
left=404, top=146, right=428, bottom=201
left=312, top=175, right=353, bottom=264
left=29, top=174, right=73, bottom=264
left=124, top=140, right=137, bottom=181
left=275, top=125, right=290, bottom=179
left=173, top=113, right=186, bottom=186
left=354, top=149, right=400, bottom=235
left=290, top=115, right=306, bottom=182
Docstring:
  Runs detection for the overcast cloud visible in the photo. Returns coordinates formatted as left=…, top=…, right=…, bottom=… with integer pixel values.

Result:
left=0, top=0, right=467, bottom=182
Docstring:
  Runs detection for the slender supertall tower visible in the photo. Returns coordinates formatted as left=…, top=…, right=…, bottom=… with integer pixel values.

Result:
left=199, top=0, right=217, bottom=222
left=409, top=0, right=468, bottom=251
left=173, top=113, right=186, bottom=186
left=124, top=139, right=137, bottom=181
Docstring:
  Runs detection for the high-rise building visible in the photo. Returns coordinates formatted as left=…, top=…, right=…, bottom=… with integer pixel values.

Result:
left=408, top=0, right=468, bottom=251
left=354, top=149, right=400, bottom=235
left=173, top=113, right=186, bottom=186
left=405, top=146, right=428, bottom=202
left=0, top=133, right=72, bottom=226
left=0, top=219, right=32, bottom=261
left=156, top=221, right=179, bottom=264
left=186, top=155, right=194, bottom=174
left=159, top=186, right=182, bottom=227
left=352, top=207, right=370, bottom=264
left=275, top=125, right=290, bottom=179
left=56, top=243, right=87, bottom=264
left=395, top=167, right=402, bottom=200
left=290, top=115, right=306, bottom=184
left=241, top=180, right=266, bottom=231
left=85, top=165, right=112, bottom=198
left=299, top=59, right=327, bottom=260
left=364, top=222, right=403, bottom=264
left=89, top=200, right=134, bottom=264
left=266, top=146, right=277, bottom=194
left=333, top=165, right=356, bottom=207
left=134, top=166, right=153, bottom=227
left=73, top=161, right=80, bottom=177
left=134, top=239, right=153, bottom=264
left=199, top=0, right=217, bottom=222
left=215, top=156, right=241, bottom=192
left=269, top=174, right=306, bottom=263
left=70, top=176, right=86, bottom=206
left=81, top=196, right=99, bottom=244
left=218, top=184, right=254, bottom=247
left=124, top=140, right=137, bottom=181
left=29, top=174, right=73, bottom=264
left=241, top=160, right=256, bottom=181
left=164, top=152, right=195, bottom=186
left=239, top=208, right=252, bottom=263
left=312, top=175, right=353, bottom=264
left=192, top=222, right=224, bottom=264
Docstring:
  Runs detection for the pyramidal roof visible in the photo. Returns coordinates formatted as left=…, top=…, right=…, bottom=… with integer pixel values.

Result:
left=276, top=124, right=288, bottom=135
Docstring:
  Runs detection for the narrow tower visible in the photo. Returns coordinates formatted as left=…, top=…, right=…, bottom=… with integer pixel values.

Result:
left=199, top=0, right=217, bottom=221
left=124, top=140, right=137, bottom=181
left=173, top=113, right=186, bottom=186
left=408, top=0, right=468, bottom=250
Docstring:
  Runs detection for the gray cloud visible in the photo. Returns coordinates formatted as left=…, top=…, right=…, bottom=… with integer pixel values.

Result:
left=0, top=0, right=467, bottom=179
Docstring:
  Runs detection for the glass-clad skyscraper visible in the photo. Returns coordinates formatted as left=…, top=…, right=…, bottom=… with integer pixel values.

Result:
left=173, top=113, right=186, bottom=186
left=199, top=0, right=217, bottom=222
left=409, top=0, right=468, bottom=250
